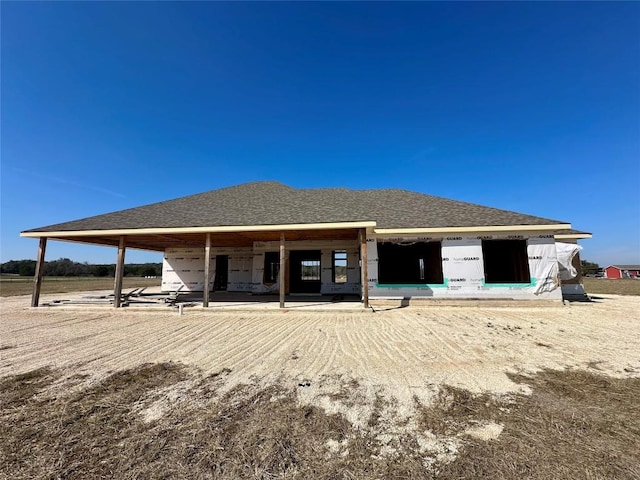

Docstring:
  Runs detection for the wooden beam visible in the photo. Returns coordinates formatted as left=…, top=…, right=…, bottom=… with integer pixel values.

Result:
left=31, top=237, right=47, bottom=307
left=113, top=236, right=126, bottom=308
left=279, top=233, right=285, bottom=308
left=360, top=229, right=369, bottom=308
left=203, top=233, right=211, bottom=307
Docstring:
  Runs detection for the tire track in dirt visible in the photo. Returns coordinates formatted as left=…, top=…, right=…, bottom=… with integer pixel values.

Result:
left=8, top=314, right=86, bottom=333
left=149, top=318, right=225, bottom=357
left=306, top=327, right=338, bottom=378
left=101, top=319, right=211, bottom=371
left=217, top=313, right=320, bottom=376
left=172, top=315, right=244, bottom=360
left=4, top=319, right=121, bottom=371
left=11, top=314, right=188, bottom=374
left=193, top=315, right=287, bottom=371
left=290, top=319, right=332, bottom=378
left=403, top=310, right=500, bottom=391
left=361, top=317, right=409, bottom=364
left=384, top=313, right=448, bottom=386
left=195, top=317, right=312, bottom=373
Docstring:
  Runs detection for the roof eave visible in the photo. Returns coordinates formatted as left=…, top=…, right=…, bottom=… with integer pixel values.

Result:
left=554, top=233, right=592, bottom=240
left=374, top=224, right=573, bottom=235
left=20, top=221, right=378, bottom=238
left=21, top=222, right=588, bottom=241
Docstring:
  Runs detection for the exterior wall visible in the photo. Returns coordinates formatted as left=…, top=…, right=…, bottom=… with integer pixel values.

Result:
left=367, top=233, right=562, bottom=301
left=162, top=247, right=252, bottom=292
left=251, top=239, right=360, bottom=294
left=162, top=240, right=360, bottom=294
left=162, top=234, right=565, bottom=301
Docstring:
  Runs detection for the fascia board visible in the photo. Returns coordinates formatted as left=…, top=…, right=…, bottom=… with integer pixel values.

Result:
left=20, top=221, right=377, bottom=238
left=374, top=224, right=572, bottom=235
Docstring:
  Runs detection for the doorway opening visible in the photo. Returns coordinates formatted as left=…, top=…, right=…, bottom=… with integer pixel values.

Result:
left=213, top=255, right=228, bottom=291
left=289, top=250, right=322, bottom=294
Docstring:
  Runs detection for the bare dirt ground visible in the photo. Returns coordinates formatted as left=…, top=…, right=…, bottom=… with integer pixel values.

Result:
left=2, top=292, right=639, bottom=395
left=1, top=292, right=639, bottom=478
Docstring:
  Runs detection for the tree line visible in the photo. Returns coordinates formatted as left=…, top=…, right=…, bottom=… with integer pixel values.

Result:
left=580, top=260, right=601, bottom=276
left=0, top=259, right=162, bottom=277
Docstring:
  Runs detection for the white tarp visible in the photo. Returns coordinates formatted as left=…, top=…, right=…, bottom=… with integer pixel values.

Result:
left=528, top=236, right=560, bottom=294
left=556, top=242, right=582, bottom=280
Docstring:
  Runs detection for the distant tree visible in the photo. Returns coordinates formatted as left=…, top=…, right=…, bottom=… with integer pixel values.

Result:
left=47, top=258, right=76, bottom=276
left=1, top=259, right=160, bottom=277
left=141, top=266, right=157, bottom=277
left=18, top=262, right=36, bottom=276
left=581, top=260, right=600, bottom=276
left=124, top=265, right=138, bottom=277
left=93, top=265, right=110, bottom=277
left=1, top=260, right=37, bottom=276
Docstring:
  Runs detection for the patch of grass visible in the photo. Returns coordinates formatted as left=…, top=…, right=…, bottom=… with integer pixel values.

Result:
left=367, top=392, right=388, bottom=428
left=1, top=363, right=187, bottom=479
left=0, top=276, right=160, bottom=297
left=206, top=367, right=232, bottom=379
left=320, top=376, right=361, bottom=406
left=438, top=369, right=640, bottom=479
left=583, top=278, right=640, bottom=296
left=416, top=385, right=499, bottom=437
left=0, top=367, right=57, bottom=408
left=2, top=364, right=638, bottom=479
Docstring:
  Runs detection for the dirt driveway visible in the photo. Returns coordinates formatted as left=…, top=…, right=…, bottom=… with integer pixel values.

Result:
left=2, top=292, right=639, bottom=423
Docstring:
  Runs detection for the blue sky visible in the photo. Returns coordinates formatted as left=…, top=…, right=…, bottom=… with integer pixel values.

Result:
left=2, top=2, right=639, bottom=266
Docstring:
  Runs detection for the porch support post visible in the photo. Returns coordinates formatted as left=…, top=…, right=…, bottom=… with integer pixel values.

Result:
left=279, top=233, right=285, bottom=308
left=203, top=233, right=212, bottom=308
left=31, top=237, right=47, bottom=307
left=360, top=229, right=369, bottom=308
left=113, top=236, right=126, bottom=308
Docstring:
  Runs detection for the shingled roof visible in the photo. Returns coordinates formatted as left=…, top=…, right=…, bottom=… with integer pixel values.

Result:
left=25, top=181, right=572, bottom=233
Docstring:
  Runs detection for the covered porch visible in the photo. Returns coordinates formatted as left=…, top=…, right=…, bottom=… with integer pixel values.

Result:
left=23, top=222, right=373, bottom=310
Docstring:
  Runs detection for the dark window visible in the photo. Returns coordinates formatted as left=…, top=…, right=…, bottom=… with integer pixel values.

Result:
left=377, top=241, right=444, bottom=284
left=301, top=260, right=321, bottom=280
left=333, top=250, right=347, bottom=283
left=263, top=252, right=279, bottom=283
left=482, top=240, right=530, bottom=283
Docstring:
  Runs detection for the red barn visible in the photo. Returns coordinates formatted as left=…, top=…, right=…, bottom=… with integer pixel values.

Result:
left=604, top=265, right=640, bottom=279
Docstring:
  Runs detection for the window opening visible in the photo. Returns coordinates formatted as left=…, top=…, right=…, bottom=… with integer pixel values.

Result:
left=333, top=250, right=348, bottom=283
left=377, top=241, right=443, bottom=284
left=482, top=240, right=530, bottom=283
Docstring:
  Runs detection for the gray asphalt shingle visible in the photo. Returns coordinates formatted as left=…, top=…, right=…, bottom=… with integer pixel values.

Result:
left=24, top=181, right=571, bottom=232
